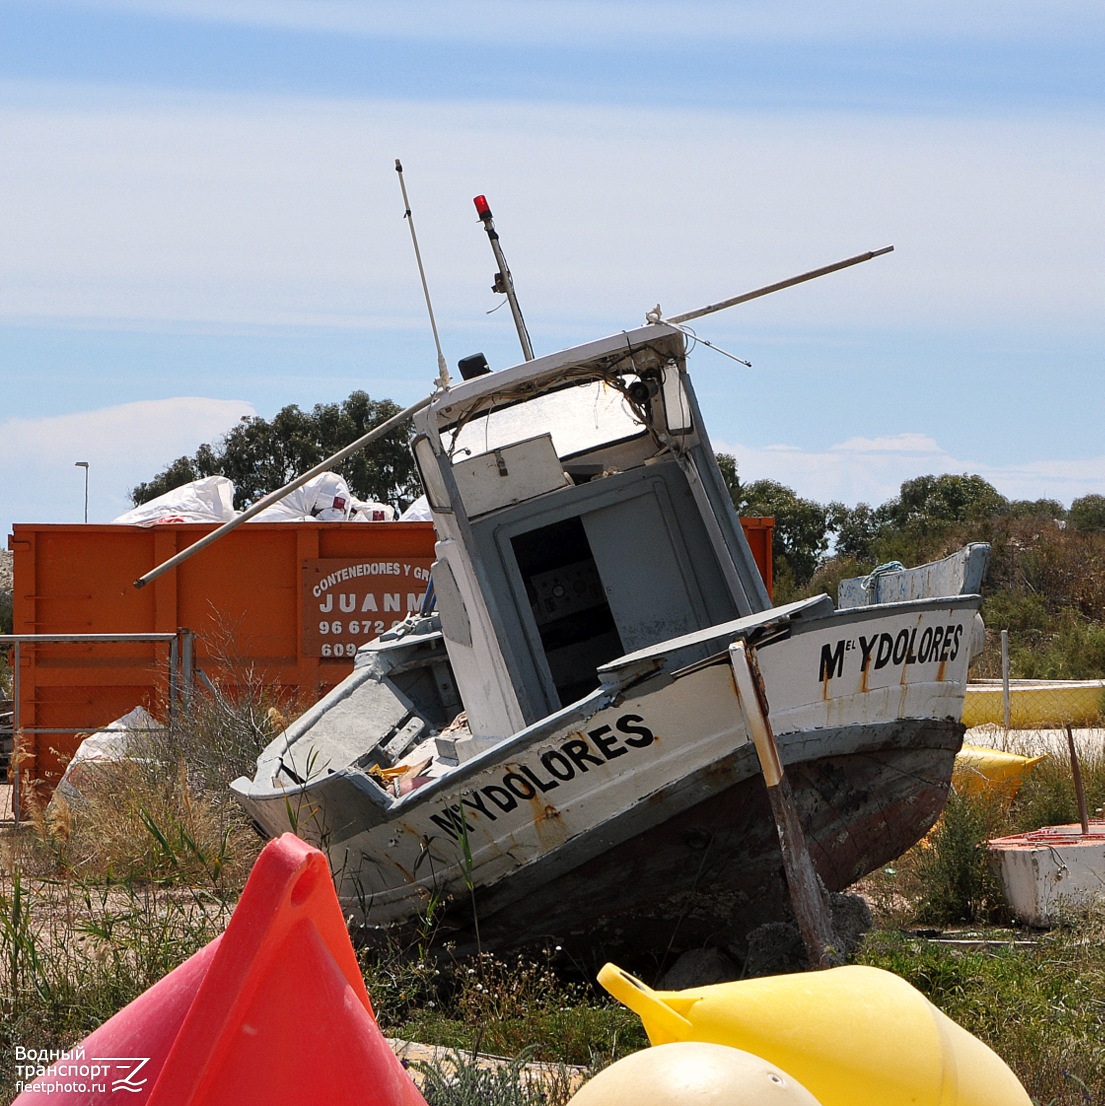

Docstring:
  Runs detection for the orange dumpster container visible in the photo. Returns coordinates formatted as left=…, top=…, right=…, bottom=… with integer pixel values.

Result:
left=7, top=522, right=436, bottom=790
left=7, top=517, right=772, bottom=793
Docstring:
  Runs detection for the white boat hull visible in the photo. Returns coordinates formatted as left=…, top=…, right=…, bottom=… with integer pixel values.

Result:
left=234, top=595, right=980, bottom=956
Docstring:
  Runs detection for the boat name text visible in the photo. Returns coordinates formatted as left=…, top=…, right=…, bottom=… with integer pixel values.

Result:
left=429, top=713, right=655, bottom=838
left=819, top=622, right=964, bottom=682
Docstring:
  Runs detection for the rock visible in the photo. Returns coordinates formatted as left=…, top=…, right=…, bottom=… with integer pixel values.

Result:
left=656, top=947, right=741, bottom=990
left=741, top=922, right=807, bottom=978
left=828, top=890, right=873, bottom=957
left=739, top=892, right=873, bottom=978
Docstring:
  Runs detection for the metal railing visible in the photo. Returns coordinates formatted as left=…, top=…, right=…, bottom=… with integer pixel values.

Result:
left=0, top=629, right=195, bottom=823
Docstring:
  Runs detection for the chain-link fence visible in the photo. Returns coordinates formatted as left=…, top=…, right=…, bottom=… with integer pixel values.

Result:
left=963, top=678, right=1105, bottom=731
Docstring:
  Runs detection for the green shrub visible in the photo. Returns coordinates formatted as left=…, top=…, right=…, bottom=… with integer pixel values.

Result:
left=907, top=791, right=1009, bottom=926
left=412, top=1050, right=581, bottom=1106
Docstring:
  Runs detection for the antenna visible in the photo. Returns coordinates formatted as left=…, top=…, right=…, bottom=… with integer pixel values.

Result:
left=395, top=160, right=451, bottom=391
left=473, top=194, right=534, bottom=361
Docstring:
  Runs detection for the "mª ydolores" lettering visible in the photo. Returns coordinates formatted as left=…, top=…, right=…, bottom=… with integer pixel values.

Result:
left=430, top=713, right=654, bottom=838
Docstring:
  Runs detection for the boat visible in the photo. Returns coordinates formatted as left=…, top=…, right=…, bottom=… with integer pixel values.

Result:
left=229, top=317, right=990, bottom=960
left=212, top=196, right=988, bottom=960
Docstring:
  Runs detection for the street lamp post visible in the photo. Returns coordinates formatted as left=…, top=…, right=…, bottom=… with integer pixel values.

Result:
left=75, top=461, right=89, bottom=524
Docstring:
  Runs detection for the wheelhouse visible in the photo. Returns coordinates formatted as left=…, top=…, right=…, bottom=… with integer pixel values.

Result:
left=410, top=323, right=771, bottom=740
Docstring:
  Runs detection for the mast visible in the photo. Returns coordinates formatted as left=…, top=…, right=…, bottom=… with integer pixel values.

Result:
left=474, top=194, right=534, bottom=361
left=396, top=160, right=451, bottom=391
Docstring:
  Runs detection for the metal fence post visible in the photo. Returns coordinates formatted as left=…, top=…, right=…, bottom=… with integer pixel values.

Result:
left=169, top=634, right=180, bottom=728
left=180, top=628, right=195, bottom=709
left=1001, top=629, right=1011, bottom=733
left=12, top=640, right=21, bottom=824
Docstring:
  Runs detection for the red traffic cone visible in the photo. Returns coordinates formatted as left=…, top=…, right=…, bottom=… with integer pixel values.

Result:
left=13, top=834, right=428, bottom=1106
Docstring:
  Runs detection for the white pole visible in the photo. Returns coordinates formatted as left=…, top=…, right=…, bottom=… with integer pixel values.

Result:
left=75, top=461, right=89, bottom=523
left=395, top=160, right=451, bottom=391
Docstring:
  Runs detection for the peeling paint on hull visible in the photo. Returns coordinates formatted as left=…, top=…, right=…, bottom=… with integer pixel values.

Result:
left=413, top=718, right=961, bottom=959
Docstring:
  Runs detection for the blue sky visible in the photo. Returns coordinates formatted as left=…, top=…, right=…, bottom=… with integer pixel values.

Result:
left=2, top=0, right=1103, bottom=536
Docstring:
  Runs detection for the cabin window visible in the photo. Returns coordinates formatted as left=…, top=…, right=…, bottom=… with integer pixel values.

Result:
left=446, top=378, right=646, bottom=464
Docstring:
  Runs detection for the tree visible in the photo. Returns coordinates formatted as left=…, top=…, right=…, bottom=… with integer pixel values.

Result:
left=714, top=453, right=833, bottom=592
left=885, top=474, right=1008, bottom=529
left=1069, top=494, right=1105, bottom=534
left=829, top=501, right=884, bottom=562
left=743, top=477, right=832, bottom=590
left=131, top=392, right=422, bottom=510
left=1006, top=498, right=1066, bottom=522
left=715, top=453, right=745, bottom=512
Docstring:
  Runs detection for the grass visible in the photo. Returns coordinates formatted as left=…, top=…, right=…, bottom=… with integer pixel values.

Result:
left=409, top=1049, right=583, bottom=1106
left=859, top=925, right=1105, bottom=1105
left=361, top=947, right=647, bottom=1068
left=0, top=672, right=280, bottom=1101
left=4, top=681, right=1105, bottom=1105
left=852, top=736, right=1105, bottom=1103
left=15, top=671, right=284, bottom=886
left=0, top=860, right=234, bottom=1102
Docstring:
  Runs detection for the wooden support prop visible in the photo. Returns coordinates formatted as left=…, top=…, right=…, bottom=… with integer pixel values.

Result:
left=1066, top=724, right=1091, bottom=836
left=729, top=639, right=838, bottom=969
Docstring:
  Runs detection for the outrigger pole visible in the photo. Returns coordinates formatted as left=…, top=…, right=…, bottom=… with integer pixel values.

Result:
left=132, top=396, right=432, bottom=589
left=474, top=194, right=534, bottom=361
left=655, top=245, right=894, bottom=326
left=133, top=241, right=892, bottom=588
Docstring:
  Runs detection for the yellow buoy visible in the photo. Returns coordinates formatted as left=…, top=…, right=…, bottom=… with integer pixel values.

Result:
left=567, top=1042, right=823, bottom=1106
left=953, top=744, right=1045, bottom=799
left=598, top=963, right=1031, bottom=1106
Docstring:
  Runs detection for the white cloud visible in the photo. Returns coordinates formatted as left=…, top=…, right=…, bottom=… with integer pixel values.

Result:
left=717, top=432, right=1105, bottom=508
left=0, top=398, right=255, bottom=534
left=2, top=86, right=1102, bottom=340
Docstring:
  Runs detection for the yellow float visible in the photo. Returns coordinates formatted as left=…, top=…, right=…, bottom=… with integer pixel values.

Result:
left=962, top=678, right=1105, bottom=729
left=952, top=744, right=1045, bottom=799
left=598, top=962, right=1030, bottom=1106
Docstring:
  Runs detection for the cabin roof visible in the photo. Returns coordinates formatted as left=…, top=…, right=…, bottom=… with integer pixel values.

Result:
left=428, top=323, right=684, bottom=428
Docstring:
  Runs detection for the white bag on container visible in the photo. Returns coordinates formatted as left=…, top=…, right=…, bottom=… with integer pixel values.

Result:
left=249, top=472, right=355, bottom=521
left=399, top=494, right=433, bottom=521
left=350, top=499, right=396, bottom=522
left=111, top=476, right=237, bottom=526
